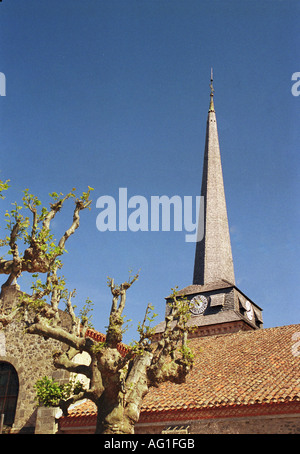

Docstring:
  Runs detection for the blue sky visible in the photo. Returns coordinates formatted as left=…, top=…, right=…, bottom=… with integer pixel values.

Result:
left=0, top=0, right=299, bottom=343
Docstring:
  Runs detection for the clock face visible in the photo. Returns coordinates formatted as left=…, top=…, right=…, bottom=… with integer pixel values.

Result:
left=189, top=295, right=208, bottom=315
left=245, top=300, right=254, bottom=320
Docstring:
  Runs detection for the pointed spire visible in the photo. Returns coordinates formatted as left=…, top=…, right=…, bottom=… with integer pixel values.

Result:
left=193, top=72, right=235, bottom=285
left=209, top=67, right=215, bottom=112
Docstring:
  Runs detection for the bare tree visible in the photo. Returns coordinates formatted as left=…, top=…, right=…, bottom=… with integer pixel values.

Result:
left=0, top=181, right=193, bottom=434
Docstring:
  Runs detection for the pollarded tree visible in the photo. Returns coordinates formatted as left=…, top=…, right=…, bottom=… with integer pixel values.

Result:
left=0, top=181, right=93, bottom=288
left=0, top=181, right=193, bottom=434
left=24, top=275, right=193, bottom=434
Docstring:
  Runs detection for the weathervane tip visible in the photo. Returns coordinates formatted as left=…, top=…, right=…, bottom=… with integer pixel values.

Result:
left=209, top=68, right=215, bottom=112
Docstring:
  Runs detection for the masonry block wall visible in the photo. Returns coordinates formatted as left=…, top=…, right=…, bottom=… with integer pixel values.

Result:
left=136, top=415, right=300, bottom=434
left=0, top=285, right=69, bottom=433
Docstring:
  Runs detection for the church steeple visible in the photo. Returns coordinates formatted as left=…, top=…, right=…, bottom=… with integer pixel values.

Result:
left=193, top=72, right=235, bottom=285
left=155, top=74, right=263, bottom=340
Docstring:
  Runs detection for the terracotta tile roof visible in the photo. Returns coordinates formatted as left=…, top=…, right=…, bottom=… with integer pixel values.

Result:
left=142, top=323, right=300, bottom=412
left=60, top=324, right=300, bottom=424
left=68, top=399, right=97, bottom=417
left=60, top=399, right=97, bottom=428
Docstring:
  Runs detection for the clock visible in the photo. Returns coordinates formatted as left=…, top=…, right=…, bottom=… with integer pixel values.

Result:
left=245, top=300, right=254, bottom=321
left=189, top=295, right=208, bottom=315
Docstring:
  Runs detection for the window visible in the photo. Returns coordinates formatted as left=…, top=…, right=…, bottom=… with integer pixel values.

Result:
left=0, top=362, right=19, bottom=426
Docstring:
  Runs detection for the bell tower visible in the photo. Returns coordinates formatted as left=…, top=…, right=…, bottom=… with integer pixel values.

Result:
left=193, top=69, right=235, bottom=286
left=155, top=71, right=263, bottom=339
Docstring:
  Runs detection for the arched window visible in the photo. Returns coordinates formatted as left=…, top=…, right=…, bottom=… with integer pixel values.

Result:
left=0, top=362, right=19, bottom=427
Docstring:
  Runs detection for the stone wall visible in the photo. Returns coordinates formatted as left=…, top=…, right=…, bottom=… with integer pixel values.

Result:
left=191, top=415, right=300, bottom=434
left=136, top=414, right=300, bottom=434
left=0, top=285, right=69, bottom=433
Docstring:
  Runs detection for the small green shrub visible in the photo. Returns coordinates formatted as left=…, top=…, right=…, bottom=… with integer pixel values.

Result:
left=34, top=376, right=84, bottom=407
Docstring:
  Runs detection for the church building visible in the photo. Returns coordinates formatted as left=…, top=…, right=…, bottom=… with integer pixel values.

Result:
left=58, top=75, right=300, bottom=434
left=1, top=75, right=300, bottom=434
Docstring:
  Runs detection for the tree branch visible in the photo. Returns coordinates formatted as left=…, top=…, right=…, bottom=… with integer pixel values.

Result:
left=0, top=305, right=21, bottom=328
left=105, top=272, right=139, bottom=348
left=66, top=290, right=81, bottom=336
left=2, top=221, right=22, bottom=287
left=53, top=351, right=92, bottom=378
left=59, top=389, right=96, bottom=417
left=42, top=193, right=73, bottom=232
left=26, top=320, right=93, bottom=353
left=147, top=290, right=193, bottom=387
left=58, top=198, right=92, bottom=252
left=1, top=188, right=93, bottom=284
